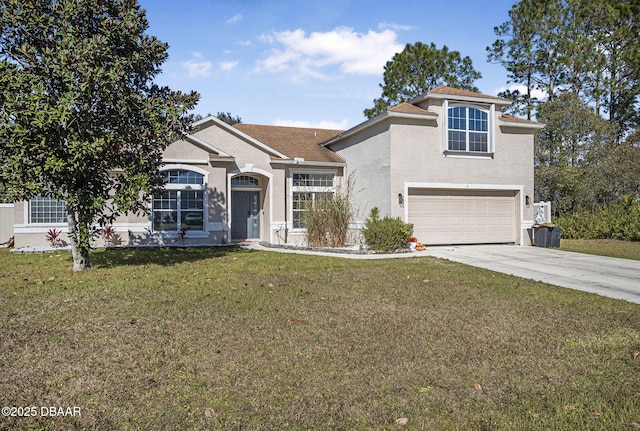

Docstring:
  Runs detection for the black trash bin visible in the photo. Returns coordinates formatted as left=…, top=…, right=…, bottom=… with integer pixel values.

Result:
left=533, top=226, right=562, bottom=248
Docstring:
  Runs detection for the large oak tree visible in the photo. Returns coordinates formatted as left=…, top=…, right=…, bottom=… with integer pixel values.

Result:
left=0, top=0, right=199, bottom=270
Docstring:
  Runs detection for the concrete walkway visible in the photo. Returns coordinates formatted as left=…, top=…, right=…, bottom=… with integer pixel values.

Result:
left=251, top=243, right=640, bottom=305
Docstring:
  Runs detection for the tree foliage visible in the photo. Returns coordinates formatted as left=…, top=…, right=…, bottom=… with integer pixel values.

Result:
left=490, top=0, right=640, bottom=226
left=364, top=42, right=481, bottom=119
left=533, top=93, right=640, bottom=214
left=193, top=112, right=243, bottom=125
left=215, top=112, right=242, bottom=126
left=0, top=0, right=199, bottom=270
left=488, top=0, right=640, bottom=135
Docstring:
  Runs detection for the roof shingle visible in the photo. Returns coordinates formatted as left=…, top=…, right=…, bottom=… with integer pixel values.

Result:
left=233, top=124, right=345, bottom=163
left=388, top=102, right=437, bottom=116
left=429, top=86, right=512, bottom=102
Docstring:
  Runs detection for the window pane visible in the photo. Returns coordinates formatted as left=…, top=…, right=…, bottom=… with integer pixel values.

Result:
left=30, top=196, right=67, bottom=223
left=231, top=175, right=259, bottom=186
left=292, top=192, right=312, bottom=210
left=153, top=192, right=178, bottom=231
left=181, top=211, right=203, bottom=230
left=180, top=191, right=204, bottom=230
left=469, top=132, right=488, bottom=152
left=181, top=191, right=203, bottom=209
left=153, top=191, right=177, bottom=209
left=469, top=108, right=487, bottom=132
left=448, top=131, right=467, bottom=151
left=292, top=173, right=334, bottom=188
left=448, top=107, right=466, bottom=131
left=153, top=210, right=177, bottom=231
left=164, top=170, right=203, bottom=185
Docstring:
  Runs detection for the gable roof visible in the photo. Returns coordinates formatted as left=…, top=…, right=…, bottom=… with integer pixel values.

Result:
left=234, top=124, right=345, bottom=164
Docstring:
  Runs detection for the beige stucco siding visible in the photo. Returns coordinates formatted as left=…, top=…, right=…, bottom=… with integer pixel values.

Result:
left=330, top=121, right=392, bottom=222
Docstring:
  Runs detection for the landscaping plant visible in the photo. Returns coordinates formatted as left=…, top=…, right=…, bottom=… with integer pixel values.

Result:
left=302, top=177, right=354, bottom=248
left=556, top=195, right=640, bottom=241
left=45, top=228, right=63, bottom=247
left=0, top=0, right=199, bottom=270
left=361, top=207, right=413, bottom=251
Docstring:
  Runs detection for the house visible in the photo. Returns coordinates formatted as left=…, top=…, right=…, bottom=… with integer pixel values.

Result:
left=9, top=86, right=543, bottom=249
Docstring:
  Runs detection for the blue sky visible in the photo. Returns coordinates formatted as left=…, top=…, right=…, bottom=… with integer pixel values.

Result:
left=140, top=0, right=519, bottom=130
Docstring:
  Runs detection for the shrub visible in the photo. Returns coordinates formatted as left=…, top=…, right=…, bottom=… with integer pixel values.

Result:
left=556, top=195, right=640, bottom=241
left=46, top=228, right=63, bottom=247
left=361, top=207, right=413, bottom=251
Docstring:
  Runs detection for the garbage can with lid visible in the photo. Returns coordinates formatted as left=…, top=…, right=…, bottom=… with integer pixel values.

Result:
left=533, top=225, right=562, bottom=248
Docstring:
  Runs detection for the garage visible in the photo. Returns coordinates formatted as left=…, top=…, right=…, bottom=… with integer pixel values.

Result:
left=408, top=188, right=517, bottom=245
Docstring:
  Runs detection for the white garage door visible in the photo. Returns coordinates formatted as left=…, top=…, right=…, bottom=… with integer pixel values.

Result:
left=408, top=189, right=517, bottom=245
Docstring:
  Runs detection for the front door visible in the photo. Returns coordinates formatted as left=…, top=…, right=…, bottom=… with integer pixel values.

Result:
left=231, top=191, right=260, bottom=239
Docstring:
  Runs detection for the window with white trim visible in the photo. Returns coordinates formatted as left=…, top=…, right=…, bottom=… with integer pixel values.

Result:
left=153, top=169, right=205, bottom=232
left=30, top=196, right=67, bottom=223
left=447, top=105, right=489, bottom=153
left=291, top=172, right=335, bottom=229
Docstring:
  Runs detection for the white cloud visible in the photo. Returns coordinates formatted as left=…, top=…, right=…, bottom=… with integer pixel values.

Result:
left=274, top=118, right=350, bottom=130
left=238, top=40, right=252, bottom=47
left=377, top=22, right=415, bottom=32
left=182, top=52, right=212, bottom=78
left=227, top=13, right=242, bottom=24
left=220, top=60, right=238, bottom=71
left=257, top=26, right=403, bottom=80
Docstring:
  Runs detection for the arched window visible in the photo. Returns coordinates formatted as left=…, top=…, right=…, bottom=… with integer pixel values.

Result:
left=231, top=175, right=259, bottom=187
left=153, top=169, right=205, bottom=232
left=447, top=106, right=488, bottom=152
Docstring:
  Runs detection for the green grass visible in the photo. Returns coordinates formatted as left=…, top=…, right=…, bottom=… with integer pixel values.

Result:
left=1, top=247, right=639, bottom=430
left=560, top=239, right=640, bottom=260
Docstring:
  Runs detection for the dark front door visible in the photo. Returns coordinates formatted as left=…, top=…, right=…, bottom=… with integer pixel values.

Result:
left=231, top=191, right=260, bottom=239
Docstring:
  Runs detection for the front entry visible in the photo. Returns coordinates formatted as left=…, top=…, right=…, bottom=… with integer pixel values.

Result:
left=231, top=191, right=260, bottom=239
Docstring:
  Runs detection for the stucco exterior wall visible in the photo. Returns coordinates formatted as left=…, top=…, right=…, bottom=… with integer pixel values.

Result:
left=330, top=121, right=392, bottom=223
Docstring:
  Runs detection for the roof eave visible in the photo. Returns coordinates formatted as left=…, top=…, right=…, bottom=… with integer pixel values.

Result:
left=271, top=159, right=346, bottom=168
left=410, top=92, right=512, bottom=107
left=499, top=120, right=546, bottom=129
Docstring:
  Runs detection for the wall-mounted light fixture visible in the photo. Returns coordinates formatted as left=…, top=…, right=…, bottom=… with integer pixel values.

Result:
left=525, top=195, right=530, bottom=206
left=398, top=193, right=404, bottom=207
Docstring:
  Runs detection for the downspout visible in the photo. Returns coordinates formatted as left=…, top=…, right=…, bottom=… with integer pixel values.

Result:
left=284, top=169, right=288, bottom=243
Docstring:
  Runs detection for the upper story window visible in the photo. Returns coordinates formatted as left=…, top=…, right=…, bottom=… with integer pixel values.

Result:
left=291, top=172, right=335, bottom=229
left=153, top=169, right=205, bottom=232
left=30, top=196, right=67, bottom=223
left=447, top=106, right=489, bottom=153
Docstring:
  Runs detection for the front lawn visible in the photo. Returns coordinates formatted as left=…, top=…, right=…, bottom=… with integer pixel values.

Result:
left=560, top=238, right=640, bottom=261
left=1, top=247, right=639, bottom=430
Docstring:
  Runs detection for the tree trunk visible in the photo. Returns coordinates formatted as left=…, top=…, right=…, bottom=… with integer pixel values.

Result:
left=67, top=212, right=91, bottom=271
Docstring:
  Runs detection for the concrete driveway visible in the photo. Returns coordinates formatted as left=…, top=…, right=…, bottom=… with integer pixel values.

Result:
left=422, top=245, right=640, bottom=304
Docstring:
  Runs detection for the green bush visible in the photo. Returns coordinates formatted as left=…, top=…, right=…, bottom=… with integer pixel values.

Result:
left=361, top=207, right=413, bottom=251
left=556, top=195, right=640, bottom=241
